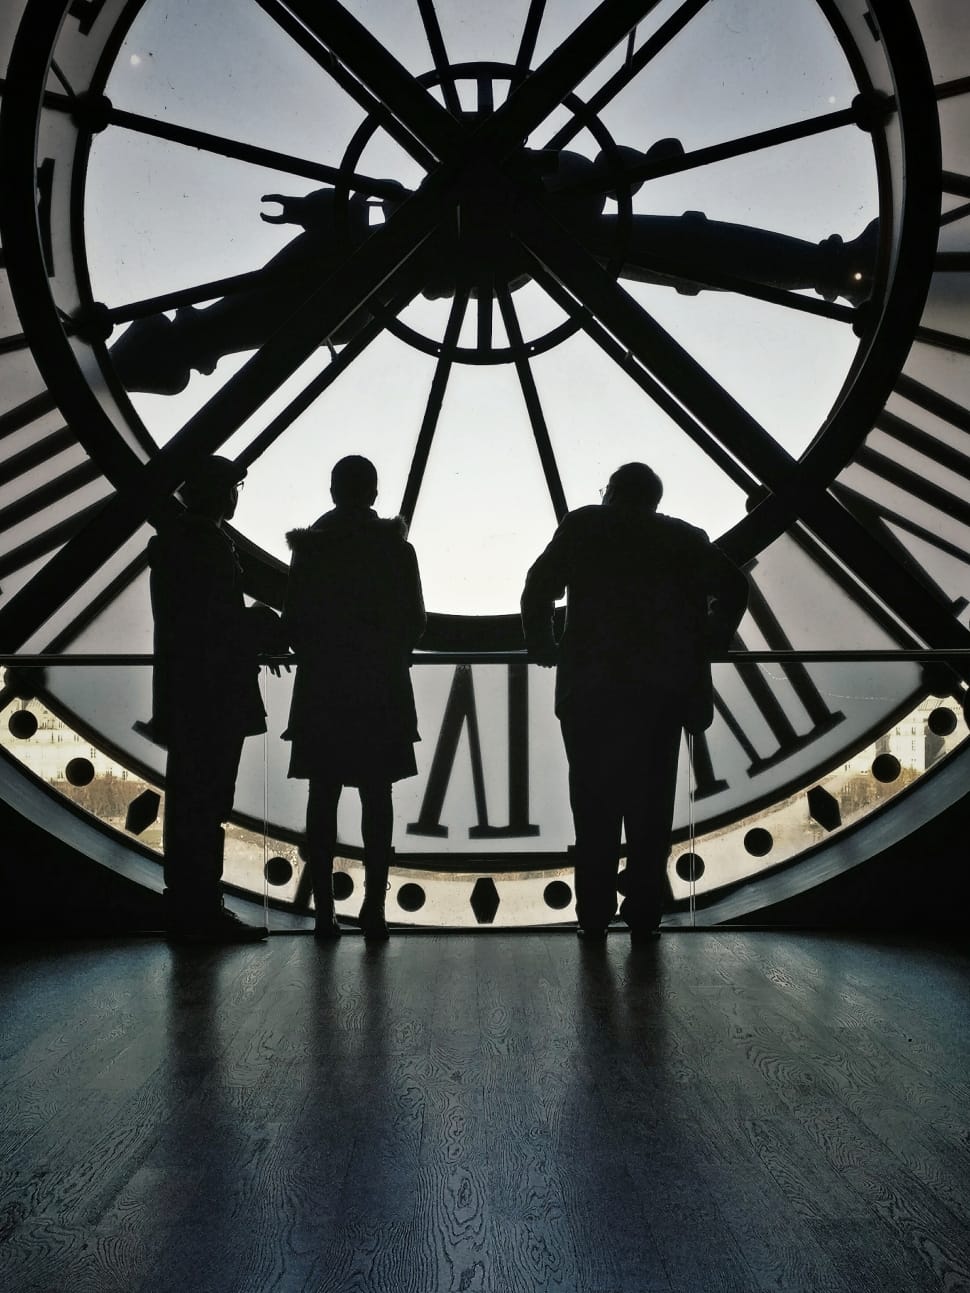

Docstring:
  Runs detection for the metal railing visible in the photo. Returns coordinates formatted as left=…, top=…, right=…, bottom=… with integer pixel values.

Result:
left=3, top=649, right=970, bottom=666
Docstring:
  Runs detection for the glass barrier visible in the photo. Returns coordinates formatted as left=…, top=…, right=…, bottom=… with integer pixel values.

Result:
left=1, top=654, right=967, bottom=929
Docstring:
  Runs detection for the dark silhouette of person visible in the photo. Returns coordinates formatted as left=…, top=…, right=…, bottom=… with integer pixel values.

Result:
left=282, top=456, right=426, bottom=941
left=149, top=455, right=285, bottom=943
left=521, top=462, right=748, bottom=939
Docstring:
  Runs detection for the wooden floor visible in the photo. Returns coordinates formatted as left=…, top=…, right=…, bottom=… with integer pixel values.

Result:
left=1, top=930, right=969, bottom=1293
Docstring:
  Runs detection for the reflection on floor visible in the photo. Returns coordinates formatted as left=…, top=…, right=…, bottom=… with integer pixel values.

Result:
left=1, top=931, right=968, bottom=1292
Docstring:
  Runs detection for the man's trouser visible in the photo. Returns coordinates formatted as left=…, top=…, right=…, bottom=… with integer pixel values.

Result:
left=163, top=722, right=245, bottom=919
left=560, top=697, right=683, bottom=931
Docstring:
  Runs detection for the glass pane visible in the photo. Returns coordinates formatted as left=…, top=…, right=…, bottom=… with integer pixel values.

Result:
left=585, top=0, right=864, bottom=148
left=0, top=399, right=64, bottom=462
left=939, top=207, right=970, bottom=255
left=1, top=272, right=25, bottom=337
left=624, top=278, right=860, bottom=463
left=230, top=334, right=440, bottom=566
left=86, top=130, right=310, bottom=303
left=902, top=341, right=970, bottom=411
left=0, top=478, right=112, bottom=609
left=0, top=347, right=50, bottom=412
left=5, top=660, right=966, bottom=927
left=920, top=272, right=970, bottom=341
left=0, top=1, right=28, bottom=76
left=110, top=0, right=367, bottom=160
left=918, top=1, right=970, bottom=85
left=435, top=0, right=538, bottom=71
left=939, top=93, right=970, bottom=178
left=529, top=324, right=750, bottom=534
left=17, top=521, right=149, bottom=654
left=0, top=442, right=90, bottom=513
left=406, top=362, right=560, bottom=614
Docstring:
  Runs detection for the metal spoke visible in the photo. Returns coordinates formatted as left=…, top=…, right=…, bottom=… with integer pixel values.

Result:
left=516, top=200, right=798, bottom=491
left=496, top=285, right=568, bottom=520
left=482, top=0, right=659, bottom=160
left=564, top=107, right=857, bottom=198
left=399, top=290, right=469, bottom=524
left=833, top=481, right=970, bottom=571
left=0, top=460, right=102, bottom=536
left=525, top=264, right=758, bottom=496
left=293, top=0, right=657, bottom=170
left=278, top=0, right=464, bottom=164
left=513, top=196, right=970, bottom=656
left=477, top=76, right=494, bottom=117
left=914, top=325, right=970, bottom=357
left=0, top=502, right=104, bottom=584
left=0, top=394, right=57, bottom=443
left=609, top=255, right=857, bottom=324
left=692, top=278, right=855, bottom=324
left=544, top=0, right=711, bottom=151
left=102, top=271, right=266, bottom=326
left=108, top=105, right=401, bottom=197
left=0, top=427, right=74, bottom=487
left=254, top=0, right=437, bottom=171
left=48, top=60, right=75, bottom=99
left=940, top=202, right=970, bottom=228
left=514, top=0, right=547, bottom=80
left=943, top=171, right=970, bottom=199
left=237, top=277, right=425, bottom=472
left=29, top=80, right=401, bottom=194
left=936, top=76, right=970, bottom=101
left=416, top=0, right=462, bottom=116
left=0, top=175, right=453, bottom=649
left=477, top=283, right=493, bottom=352
left=895, top=374, right=970, bottom=435
left=44, top=550, right=149, bottom=654
left=0, top=332, right=29, bottom=356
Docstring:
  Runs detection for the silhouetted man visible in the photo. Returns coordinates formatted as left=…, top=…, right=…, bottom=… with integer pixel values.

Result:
left=522, top=462, right=748, bottom=938
left=150, top=456, right=283, bottom=943
left=283, top=456, right=426, bottom=941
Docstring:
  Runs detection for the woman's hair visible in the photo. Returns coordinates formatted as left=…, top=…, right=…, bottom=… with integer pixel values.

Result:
left=331, top=454, right=378, bottom=505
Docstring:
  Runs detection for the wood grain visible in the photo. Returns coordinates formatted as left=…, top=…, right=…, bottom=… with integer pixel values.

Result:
left=1, top=931, right=968, bottom=1292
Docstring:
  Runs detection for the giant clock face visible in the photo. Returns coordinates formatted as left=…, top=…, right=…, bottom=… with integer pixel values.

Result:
left=1, top=0, right=969, bottom=927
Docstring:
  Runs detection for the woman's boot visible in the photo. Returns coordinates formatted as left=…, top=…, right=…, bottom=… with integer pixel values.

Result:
left=310, top=854, right=341, bottom=939
left=359, top=856, right=390, bottom=940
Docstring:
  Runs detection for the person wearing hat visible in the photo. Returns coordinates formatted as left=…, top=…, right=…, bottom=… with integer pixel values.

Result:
left=521, top=462, right=748, bottom=940
left=149, top=455, right=284, bottom=943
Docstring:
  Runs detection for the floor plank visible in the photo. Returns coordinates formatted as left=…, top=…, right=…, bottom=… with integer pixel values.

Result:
left=1, top=930, right=968, bottom=1293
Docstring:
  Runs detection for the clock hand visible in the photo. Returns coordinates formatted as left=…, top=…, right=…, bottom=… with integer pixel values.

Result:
left=109, top=186, right=403, bottom=394
left=536, top=145, right=877, bottom=307
left=108, top=135, right=871, bottom=395
left=582, top=213, right=878, bottom=308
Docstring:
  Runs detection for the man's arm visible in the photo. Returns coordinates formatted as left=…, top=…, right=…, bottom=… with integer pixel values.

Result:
left=521, top=525, right=570, bottom=666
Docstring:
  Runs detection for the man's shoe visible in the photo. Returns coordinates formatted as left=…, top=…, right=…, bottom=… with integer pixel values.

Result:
left=313, top=916, right=343, bottom=941
left=576, top=926, right=608, bottom=940
left=168, top=907, right=268, bottom=944
left=629, top=925, right=661, bottom=944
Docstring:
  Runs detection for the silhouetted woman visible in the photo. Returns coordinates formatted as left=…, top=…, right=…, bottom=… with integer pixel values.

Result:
left=283, top=456, right=426, bottom=939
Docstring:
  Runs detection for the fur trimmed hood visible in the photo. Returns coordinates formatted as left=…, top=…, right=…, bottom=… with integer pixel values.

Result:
left=286, top=508, right=408, bottom=552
